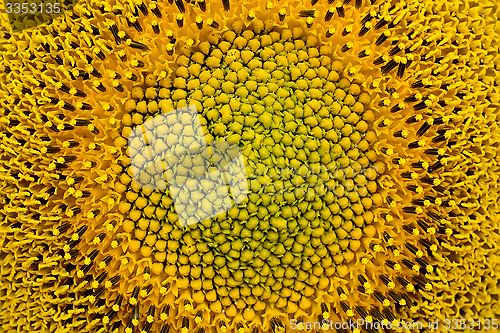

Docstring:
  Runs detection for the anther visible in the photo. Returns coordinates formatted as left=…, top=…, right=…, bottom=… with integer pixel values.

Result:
left=146, top=305, right=155, bottom=323
left=376, top=31, right=390, bottom=46
left=397, top=62, right=407, bottom=78
left=141, top=284, right=153, bottom=297
left=79, top=102, right=93, bottom=110
left=411, top=275, right=431, bottom=291
left=92, top=286, right=105, bottom=301
left=388, top=291, right=405, bottom=305
left=359, top=22, right=372, bottom=37
left=175, top=0, right=186, bottom=12
left=355, top=306, right=369, bottom=320
left=108, top=276, right=121, bottom=287
left=95, top=272, right=108, bottom=286
left=98, top=256, right=112, bottom=269
left=415, top=256, right=434, bottom=272
left=337, top=286, right=347, bottom=300
left=381, top=59, right=398, bottom=74
left=407, top=140, right=424, bottom=149
left=361, top=10, right=375, bottom=25
left=161, top=305, right=170, bottom=320
left=358, top=49, right=372, bottom=58
left=400, top=292, right=414, bottom=307
left=373, top=55, right=386, bottom=65
left=426, top=211, right=442, bottom=222
left=428, top=161, right=444, bottom=173
left=131, top=59, right=145, bottom=68
left=321, top=302, right=329, bottom=318
left=197, top=0, right=206, bottom=11
left=130, top=305, right=140, bottom=326
left=125, top=72, right=138, bottom=81
left=207, top=19, right=219, bottom=28
left=299, top=10, right=316, bottom=17
left=56, top=222, right=71, bottom=235
left=385, top=260, right=400, bottom=270
left=142, top=323, right=153, bottom=333
left=129, top=286, right=140, bottom=306
left=406, top=184, right=423, bottom=194
left=390, top=102, right=405, bottom=112
left=375, top=17, right=389, bottom=29
left=373, top=290, right=390, bottom=306
left=402, top=206, right=423, bottom=214
left=129, top=40, right=149, bottom=50
left=393, top=130, right=409, bottom=138
left=405, top=243, right=423, bottom=257
left=159, top=324, right=171, bottom=333
left=166, top=44, right=174, bottom=56
left=342, top=24, right=353, bottom=36
left=379, top=274, right=395, bottom=288
left=382, top=231, right=394, bottom=245
left=336, top=2, right=345, bottom=17
left=93, top=82, right=106, bottom=92
left=341, top=42, right=353, bottom=52
left=340, top=301, right=354, bottom=316
left=150, top=3, right=162, bottom=17
left=247, top=9, right=255, bottom=20
left=279, top=8, right=286, bottom=21
left=325, top=7, right=334, bottom=21
left=411, top=198, right=427, bottom=207
left=152, top=21, right=160, bottom=34
left=383, top=308, right=396, bottom=322
left=306, top=17, right=314, bottom=28
left=409, top=96, right=425, bottom=108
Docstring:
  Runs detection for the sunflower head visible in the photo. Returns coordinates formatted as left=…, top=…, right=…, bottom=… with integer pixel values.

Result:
left=0, top=0, right=499, bottom=332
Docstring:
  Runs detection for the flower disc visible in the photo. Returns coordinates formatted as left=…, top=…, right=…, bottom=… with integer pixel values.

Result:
left=0, top=0, right=499, bottom=332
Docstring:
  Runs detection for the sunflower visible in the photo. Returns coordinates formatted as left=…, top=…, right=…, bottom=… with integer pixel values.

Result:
left=0, top=0, right=499, bottom=332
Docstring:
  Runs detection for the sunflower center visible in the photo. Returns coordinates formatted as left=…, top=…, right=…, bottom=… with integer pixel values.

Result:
left=118, top=26, right=382, bottom=316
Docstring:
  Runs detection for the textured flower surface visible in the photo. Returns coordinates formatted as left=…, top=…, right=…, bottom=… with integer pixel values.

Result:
left=0, top=0, right=499, bottom=332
